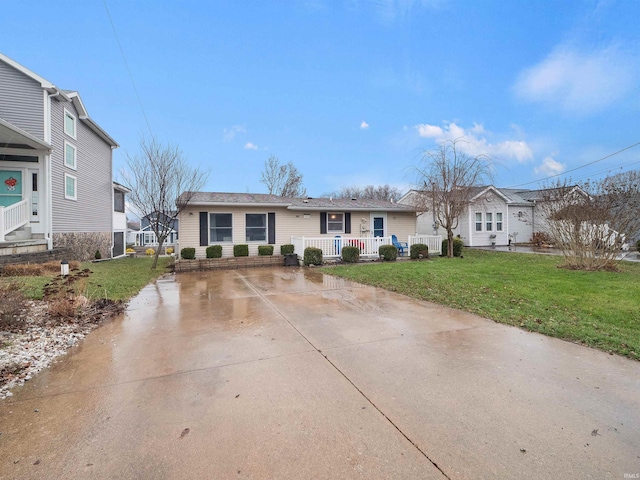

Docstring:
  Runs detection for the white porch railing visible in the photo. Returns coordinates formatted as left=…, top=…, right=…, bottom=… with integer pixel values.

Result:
left=0, top=199, right=29, bottom=242
left=291, top=236, right=392, bottom=258
left=408, top=235, right=442, bottom=254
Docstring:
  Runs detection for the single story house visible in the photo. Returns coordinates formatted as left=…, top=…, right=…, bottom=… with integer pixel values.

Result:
left=176, top=192, right=420, bottom=258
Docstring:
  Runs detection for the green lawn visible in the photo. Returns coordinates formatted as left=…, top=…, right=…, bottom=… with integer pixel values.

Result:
left=8, top=257, right=173, bottom=302
left=326, top=249, right=640, bottom=359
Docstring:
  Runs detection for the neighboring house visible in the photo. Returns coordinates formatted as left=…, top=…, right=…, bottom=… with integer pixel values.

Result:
left=113, top=182, right=130, bottom=257
left=176, top=192, right=421, bottom=258
left=400, top=185, right=580, bottom=247
left=132, top=212, right=179, bottom=247
left=126, top=219, right=140, bottom=245
left=0, top=52, right=119, bottom=260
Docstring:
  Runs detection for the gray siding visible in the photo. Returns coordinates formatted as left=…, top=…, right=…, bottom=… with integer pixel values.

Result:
left=0, top=60, right=44, bottom=139
left=50, top=99, right=113, bottom=233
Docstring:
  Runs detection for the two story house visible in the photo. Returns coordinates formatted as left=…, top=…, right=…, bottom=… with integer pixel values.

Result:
left=0, top=52, right=120, bottom=260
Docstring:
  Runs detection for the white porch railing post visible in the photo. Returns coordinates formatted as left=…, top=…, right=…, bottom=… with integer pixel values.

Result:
left=0, top=206, right=4, bottom=242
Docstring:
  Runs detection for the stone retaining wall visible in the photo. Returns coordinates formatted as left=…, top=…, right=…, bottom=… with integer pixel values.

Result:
left=175, top=255, right=290, bottom=272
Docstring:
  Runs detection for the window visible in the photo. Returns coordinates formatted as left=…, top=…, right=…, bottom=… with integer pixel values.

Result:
left=496, top=212, right=503, bottom=232
left=64, top=141, right=76, bottom=169
left=246, top=213, right=266, bottom=241
left=475, top=212, right=482, bottom=232
left=485, top=212, right=493, bottom=232
left=64, top=173, right=77, bottom=200
left=64, top=109, right=76, bottom=138
left=114, top=190, right=125, bottom=213
left=209, top=213, right=232, bottom=242
left=327, top=213, right=344, bottom=233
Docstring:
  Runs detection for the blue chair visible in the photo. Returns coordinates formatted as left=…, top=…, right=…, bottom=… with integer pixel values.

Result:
left=391, top=235, right=408, bottom=256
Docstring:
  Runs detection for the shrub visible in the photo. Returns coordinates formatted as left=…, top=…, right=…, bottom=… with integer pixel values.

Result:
left=341, top=246, right=360, bottom=263
left=126, top=248, right=135, bottom=254
left=95, top=250, right=102, bottom=260
left=378, top=245, right=398, bottom=261
left=258, top=245, right=274, bottom=256
left=280, top=244, right=295, bottom=255
left=165, top=247, right=174, bottom=255
left=303, top=247, right=323, bottom=266
left=532, top=231, right=552, bottom=247
left=234, top=244, right=249, bottom=257
left=636, top=239, right=640, bottom=251
left=441, top=238, right=464, bottom=257
left=206, top=245, right=223, bottom=258
left=145, top=248, right=156, bottom=256
left=410, top=243, right=429, bottom=260
left=181, top=247, right=196, bottom=260
left=0, top=280, right=27, bottom=329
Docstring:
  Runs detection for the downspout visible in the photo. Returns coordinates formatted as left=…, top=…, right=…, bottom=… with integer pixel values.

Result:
left=110, top=146, right=116, bottom=258
left=45, top=90, right=62, bottom=250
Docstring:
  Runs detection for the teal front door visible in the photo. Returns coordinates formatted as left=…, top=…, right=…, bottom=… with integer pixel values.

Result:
left=0, top=170, right=23, bottom=207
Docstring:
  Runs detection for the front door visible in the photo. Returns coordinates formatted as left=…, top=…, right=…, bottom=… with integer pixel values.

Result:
left=0, top=170, right=23, bottom=207
left=371, top=213, right=386, bottom=237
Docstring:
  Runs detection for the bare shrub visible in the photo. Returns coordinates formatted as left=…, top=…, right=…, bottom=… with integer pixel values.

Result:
left=538, top=172, right=640, bottom=271
left=0, top=280, right=27, bottom=329
left=531, top=231, right=552, bottom=247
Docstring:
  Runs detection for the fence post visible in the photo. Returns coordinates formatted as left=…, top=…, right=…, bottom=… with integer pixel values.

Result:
left=0, top=206, right=4, bottom=241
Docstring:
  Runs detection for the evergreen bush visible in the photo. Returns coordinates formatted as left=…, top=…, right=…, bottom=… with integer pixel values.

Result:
left=303, top=247, right=323, bottom=266
left=378, top=245, right=398, bottom=261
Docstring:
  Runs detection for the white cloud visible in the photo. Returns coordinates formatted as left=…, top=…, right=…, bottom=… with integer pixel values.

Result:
left=415, top=124, right=443, bottom=138
left=414, top=121, right=534, bottom=163
left=244, top=142, right=258, bottom=150
left=223, top=125, right=246, bottom=142
left=514, top=44, right=637, bottom=115
left=360, top=120, right=370, bottom=130
left=535, top=156, right=565, bottom=176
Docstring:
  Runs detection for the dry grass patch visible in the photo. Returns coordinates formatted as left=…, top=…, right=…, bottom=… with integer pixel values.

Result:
left=1, top=261, right=81, bottom=277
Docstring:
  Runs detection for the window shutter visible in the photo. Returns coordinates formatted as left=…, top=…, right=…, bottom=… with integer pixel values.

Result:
left=268, top=212, right=276, bottom=244
left=320, top=212, right=327, bottom=234
left=344, top=212, right=351, bottom=234
left=199, top=212, right=208, bottom=246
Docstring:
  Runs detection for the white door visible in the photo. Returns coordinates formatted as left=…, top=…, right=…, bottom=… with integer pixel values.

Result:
left=370, top=213, right=387, bottom=237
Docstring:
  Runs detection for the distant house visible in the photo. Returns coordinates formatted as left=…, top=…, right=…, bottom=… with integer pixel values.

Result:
left=0, top=52, right=119, bottom=260
left=176, top=192, right=423, bottom=258
left=132, top=212, right=178, bottom=247
left=400, top=185, right=586, bottom=247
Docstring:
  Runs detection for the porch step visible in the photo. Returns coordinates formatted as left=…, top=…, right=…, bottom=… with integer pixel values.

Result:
left=5, top=226, right=32, bottom=241
left=0, top=239, right=48, bottom=256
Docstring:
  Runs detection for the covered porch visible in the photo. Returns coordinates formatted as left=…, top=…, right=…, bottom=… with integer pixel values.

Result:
left=291, top=234, right=442, bottom=259
left=0, top=118, right=51, bottom=252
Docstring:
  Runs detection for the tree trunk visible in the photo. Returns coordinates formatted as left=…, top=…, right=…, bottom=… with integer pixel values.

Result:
left=152, top=237, right=165, bottom=270
left=447, top=230, right=454, bottom=258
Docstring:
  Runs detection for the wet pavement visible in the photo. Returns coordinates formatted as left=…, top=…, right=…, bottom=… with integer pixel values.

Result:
left=1, top=267, right=639, bottom=479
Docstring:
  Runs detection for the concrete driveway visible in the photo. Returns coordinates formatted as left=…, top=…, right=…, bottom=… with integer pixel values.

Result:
left=1, top=267, right=639, bottom=479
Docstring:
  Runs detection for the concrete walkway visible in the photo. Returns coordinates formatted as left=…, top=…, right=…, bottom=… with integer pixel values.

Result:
left=1, top=268, right=639, bottom=479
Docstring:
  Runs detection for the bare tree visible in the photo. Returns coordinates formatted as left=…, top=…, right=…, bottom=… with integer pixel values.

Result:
left=123, top=136, right=209, bottom=269
left=537, top=171, right=640, bottom=271
left=413, top=139, right=492, bottom=257
left=260, top=156, right=307, bottom=197
left=325, top=184, right=403, bottom=202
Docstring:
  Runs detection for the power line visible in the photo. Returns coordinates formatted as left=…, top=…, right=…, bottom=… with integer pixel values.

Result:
left=507, top=140, right=640, bottom=189
left=102, top=0, right=153, bottom=136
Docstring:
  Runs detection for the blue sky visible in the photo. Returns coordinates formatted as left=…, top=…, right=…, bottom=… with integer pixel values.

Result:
left=1, top=0, right=639, bottom=196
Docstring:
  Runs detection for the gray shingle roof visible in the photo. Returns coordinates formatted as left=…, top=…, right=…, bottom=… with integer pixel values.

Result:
left=180, top=192, right=417, bottom=211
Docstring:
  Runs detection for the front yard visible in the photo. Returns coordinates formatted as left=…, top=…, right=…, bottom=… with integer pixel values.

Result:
left=326, top=249, right=640, bottom=359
